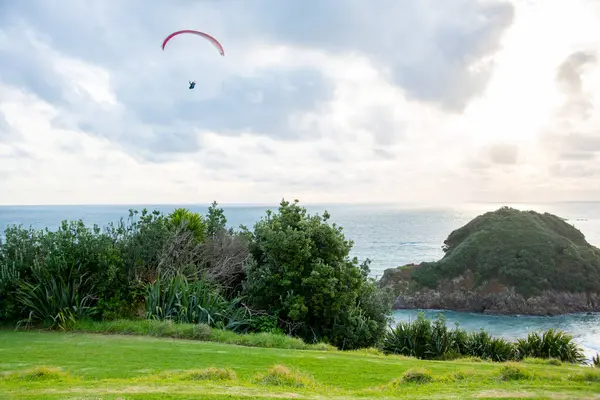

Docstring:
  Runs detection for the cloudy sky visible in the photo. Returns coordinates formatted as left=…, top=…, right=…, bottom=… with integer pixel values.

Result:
left=1, top=0, right=600, bottom=205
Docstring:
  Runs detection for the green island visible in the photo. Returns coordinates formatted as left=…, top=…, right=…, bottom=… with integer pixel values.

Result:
left=1, top=200, right=599, bottom=399
left=379, top=206, right=600, bottom=315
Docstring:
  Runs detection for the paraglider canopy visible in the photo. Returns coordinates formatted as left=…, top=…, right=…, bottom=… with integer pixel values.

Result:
left=161, top=29, right=225, bottom=56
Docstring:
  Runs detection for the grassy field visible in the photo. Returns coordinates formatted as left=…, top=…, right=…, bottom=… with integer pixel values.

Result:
left=1, top=330, right=599, bottom=400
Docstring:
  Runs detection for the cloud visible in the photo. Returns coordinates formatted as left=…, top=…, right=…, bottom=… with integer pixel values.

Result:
left=539, top=49, right=600, bottom=172
left=556, top=51, right=597, bottom=95
left=2, top=0, right=600, bottom=205
left=555, top=50, right=597, bottom=118
left=488, top=143, right=519, bottom=165
left=241, top=0, right=515, bottom=112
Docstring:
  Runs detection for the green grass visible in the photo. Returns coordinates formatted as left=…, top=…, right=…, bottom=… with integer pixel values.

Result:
left=67, top=319, right=336, bottom=351
left=1, top=330, right=599, bottom=399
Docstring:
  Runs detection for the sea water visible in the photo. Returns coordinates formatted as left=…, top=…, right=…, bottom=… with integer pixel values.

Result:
left=1, top=201, right=600, bottom=359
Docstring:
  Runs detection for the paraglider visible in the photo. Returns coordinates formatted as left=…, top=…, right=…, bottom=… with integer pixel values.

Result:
left=161, top=29, right=225, bottom=89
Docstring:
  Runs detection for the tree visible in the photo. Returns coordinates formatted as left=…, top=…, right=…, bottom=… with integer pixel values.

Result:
left=168, top=208, right=207, bottom=243
left=243, top=199, right=392, bottom=348
left=205, top=201, right=229, bottom=238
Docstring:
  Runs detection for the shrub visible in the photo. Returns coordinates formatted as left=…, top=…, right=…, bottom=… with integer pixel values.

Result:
left=168, top=208, right=207, bottom=243
left=145, top=274, right=251, bottom=332
left=0, top=220, right=126, bottom=322
left=200, top=229, right=250, bottom=296
left=16, top=260, right=98, bottom=330
left=243, top=199, right=392, bottom=348
left=461, top=329, right=517, bottom=361
left=592, top=353, right=600, bottom=368
left=382, top=313, right=477, bottom=361
left=516, top=329, right=585, bottom=364
left=383, top=315, right=431, bottom=359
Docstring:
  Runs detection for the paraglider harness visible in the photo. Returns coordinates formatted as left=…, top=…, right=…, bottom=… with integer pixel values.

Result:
left=189, top=81, right=196, bottom=89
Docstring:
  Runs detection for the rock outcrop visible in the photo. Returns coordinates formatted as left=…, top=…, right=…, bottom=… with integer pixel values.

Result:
left=379, top=207, right=600, bottom=316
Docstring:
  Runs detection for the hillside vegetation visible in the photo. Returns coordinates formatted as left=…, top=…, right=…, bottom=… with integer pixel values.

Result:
left=380, top=206, right=600, bottom=314
left=2, top=202, right=598, bottom=364
left=1, top=330, right=599, bottom=400
left=0, top=200, right=392, bottom=350
left=412, top=207, right=600, bottom=296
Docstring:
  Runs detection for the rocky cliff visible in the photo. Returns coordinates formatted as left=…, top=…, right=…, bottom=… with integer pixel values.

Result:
left=379, top=207, right=600, bottom=315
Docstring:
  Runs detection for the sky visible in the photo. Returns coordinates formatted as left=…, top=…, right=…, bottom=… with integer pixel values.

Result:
left=1, top=0, right=600, bottom=206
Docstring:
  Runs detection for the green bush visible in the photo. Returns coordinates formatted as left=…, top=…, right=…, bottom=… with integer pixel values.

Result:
left=516, top=329, right=585, bottom=364
left=382, top=313, right=583, bottom=364
left=0, top=220, right=126, bottom=322
left=16, top=260, right=98, bottom=330
left=145, top=274, right=252, bottom=333
left=243, top=199, right=392, bottom=349
left=168, top=208, right=207, bottom=243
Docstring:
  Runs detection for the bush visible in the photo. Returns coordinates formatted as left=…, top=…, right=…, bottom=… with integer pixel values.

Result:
left=145, top=274, right=252, bottom=332
left=464, top=331, right=516, bottom=362
left=0, top=220, right=126, bottom=322
left=16, top=260, right=98, bottom=330
left=382, top=313, right=584, bottom=365
left=516, top=329, right=585, bottom=364
left=383, top=315, right=432, bottom=359
left=382, top=313, right=487, bottom=361
left=168, top=208, right=207, bottom=243
left=243, top=199, right=392, bottom=349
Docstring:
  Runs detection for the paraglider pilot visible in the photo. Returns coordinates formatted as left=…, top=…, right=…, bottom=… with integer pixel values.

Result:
left=189, top=81, right=196, bottom=89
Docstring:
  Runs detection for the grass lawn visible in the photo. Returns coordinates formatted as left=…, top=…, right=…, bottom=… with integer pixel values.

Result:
left=1, top=330, right=599, bottom=399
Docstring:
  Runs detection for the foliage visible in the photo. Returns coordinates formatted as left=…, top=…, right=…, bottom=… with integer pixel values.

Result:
left=515, top=329, right=586, bottom=364
left=16, top=260, right=98, bottom=330
left=243, top=199, right=392, bottom=348
left=145, top=274, right=252, bottom=333
left=411, top=207, right=600, bottom=297
left=593, top=353, right=600, bottom=368
left=200, top=229, right=250, bottom=295
left=383, top=313, right=581, bottom=364
left=0, top=220, right=125, bottom=322
left=205, top=201, right=230, bottom=238
left=167, top=208, right=207, bottom=243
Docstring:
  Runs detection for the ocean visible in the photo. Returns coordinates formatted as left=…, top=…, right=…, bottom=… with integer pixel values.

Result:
left=1, top=201, right=599, bottom=359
